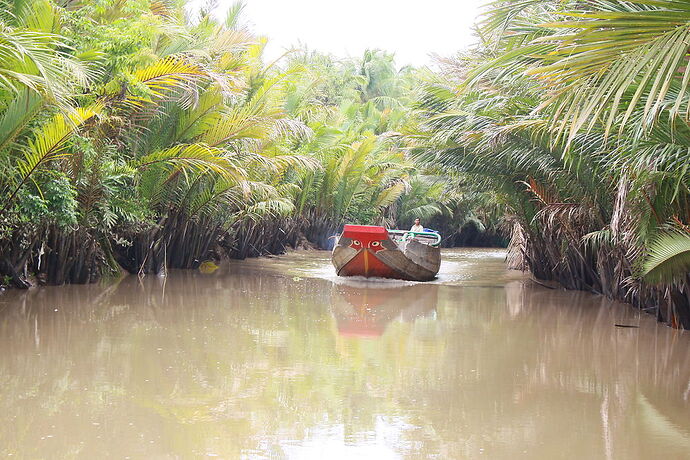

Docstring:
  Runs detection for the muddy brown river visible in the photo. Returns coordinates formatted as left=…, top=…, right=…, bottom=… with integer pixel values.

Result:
left=0, top=249, right=688, bottom=459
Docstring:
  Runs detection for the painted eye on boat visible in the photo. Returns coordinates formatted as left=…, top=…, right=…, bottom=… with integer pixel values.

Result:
left=353, top=240, right=361, bottom=246
left=370, top=241, right=380, bottom=247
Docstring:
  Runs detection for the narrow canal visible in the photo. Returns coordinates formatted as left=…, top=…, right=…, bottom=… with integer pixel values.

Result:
left=0, top=249, right=688, bottom=459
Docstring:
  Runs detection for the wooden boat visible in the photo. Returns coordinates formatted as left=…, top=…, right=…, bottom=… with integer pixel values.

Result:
left=331, top=225, right=441, bottom=281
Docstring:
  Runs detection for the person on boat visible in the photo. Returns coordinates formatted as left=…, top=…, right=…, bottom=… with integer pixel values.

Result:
left=410, top=218, right=424, bottom=233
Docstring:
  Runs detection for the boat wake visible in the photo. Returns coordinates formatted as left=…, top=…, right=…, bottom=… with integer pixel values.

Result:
left=246, top=247, right=523, bottom=287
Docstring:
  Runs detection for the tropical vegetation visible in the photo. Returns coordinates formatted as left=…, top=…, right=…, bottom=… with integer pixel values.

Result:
left=1, top=0, right=689, bottom=328
left=0, top=0, right=475, bottom=288
left=411, top=0, right=690, bottom=327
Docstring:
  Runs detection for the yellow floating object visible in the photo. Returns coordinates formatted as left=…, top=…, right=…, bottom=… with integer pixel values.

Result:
left=199, top=261, right=219, bottom=274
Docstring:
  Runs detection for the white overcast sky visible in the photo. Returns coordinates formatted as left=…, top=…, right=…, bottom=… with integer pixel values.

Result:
left=196, top=0, right=486, bottom=67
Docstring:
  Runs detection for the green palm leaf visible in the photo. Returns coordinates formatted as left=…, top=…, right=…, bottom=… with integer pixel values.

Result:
left=1, top=106, right=98, bottom=210
left=374, top=181, right=406, bottom=208
left=642, top=231, right=690, bottom=283
left=124, top=56, right=207, bottom=106
left=135, top=143, right=246, bottom=182
left=0, top=27, right=88, bottom=103
left=242, top=197, right=295, bottom=221
left=401, top=203, right=444, bottom=222
left=0, top=88, right=42, bottom=152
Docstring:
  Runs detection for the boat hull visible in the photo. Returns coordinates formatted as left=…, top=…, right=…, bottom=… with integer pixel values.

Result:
left=331, top=225, right=441, bottom=281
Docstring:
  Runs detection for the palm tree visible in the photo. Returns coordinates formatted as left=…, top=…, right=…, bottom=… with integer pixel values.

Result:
left=414, top=0, right=690, bottom=327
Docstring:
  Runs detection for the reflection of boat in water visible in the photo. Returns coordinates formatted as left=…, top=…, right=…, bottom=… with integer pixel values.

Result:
left=332, top=225, right=441, bottom=281
left=332, top=283, right=439, bottom=337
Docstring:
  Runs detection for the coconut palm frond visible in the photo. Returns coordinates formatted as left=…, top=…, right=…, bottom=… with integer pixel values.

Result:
left=2, top=106, right=98, bottom=209
left=401, top=203, right=444, bottom=221
left=0, top=27, right=87, bottom=103
left=243, top=197, right=295, bottom=220
left=0, top=87, right=43, bottom=152
left=135, top=143, right=246, bottom=182
left=374, top=182, right=406, bottom=208
left=642, top=231, right=690, bottom=283
left=125, top=56, right=207, bottom=105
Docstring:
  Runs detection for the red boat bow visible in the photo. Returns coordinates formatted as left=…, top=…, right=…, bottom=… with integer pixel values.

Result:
left=332, top=224, right=441, bottom=281
left=338, top=225, right=402, bottom=278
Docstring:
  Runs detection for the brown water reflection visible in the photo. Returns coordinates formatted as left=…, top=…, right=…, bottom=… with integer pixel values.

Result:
left=332, top=283, right=437, bottom=337
left=0, top=249, right=687, bottom=459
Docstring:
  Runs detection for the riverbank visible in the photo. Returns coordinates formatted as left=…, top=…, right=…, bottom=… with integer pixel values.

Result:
left=0, top=217, right=333, bottom=290
left=2, top=234, right=683, bottom=333
left=0, top=218, right=507, bottom=290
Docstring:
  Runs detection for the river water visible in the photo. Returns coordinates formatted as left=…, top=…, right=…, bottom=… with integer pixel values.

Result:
left=0, top=249, right=688, bottom=459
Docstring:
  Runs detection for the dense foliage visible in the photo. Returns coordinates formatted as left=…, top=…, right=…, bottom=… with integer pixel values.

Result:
left=2, top=0, right=688, bottom=328
left=0, top=0, right=492, bottom=289
left=412, top=0, right=690, bottom=327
